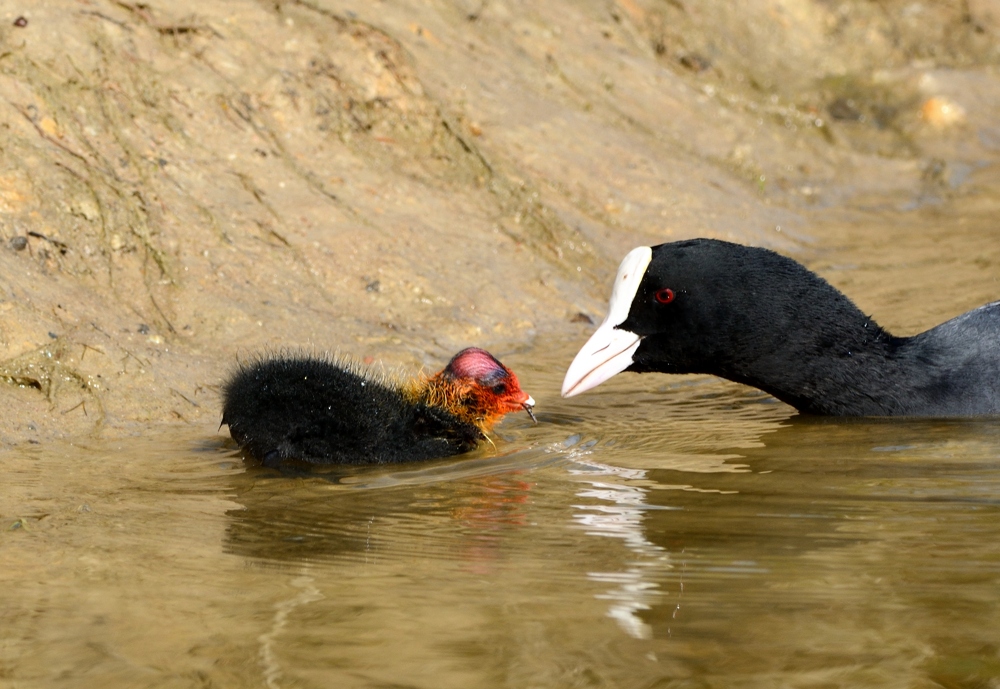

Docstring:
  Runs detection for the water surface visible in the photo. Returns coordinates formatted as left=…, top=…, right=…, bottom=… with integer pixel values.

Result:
left=2, top=211, right=1000, bottom=689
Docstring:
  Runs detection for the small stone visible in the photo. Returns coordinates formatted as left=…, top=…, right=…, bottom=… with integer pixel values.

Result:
left=39, top=117, right=61, bottom=139
left=9, top=236, right=27, bottom=251
left=679, top=53, right=711, bottom=72
left=828, top=98, right=862, bottom=122
left=921, top=96, right=965, bottom=128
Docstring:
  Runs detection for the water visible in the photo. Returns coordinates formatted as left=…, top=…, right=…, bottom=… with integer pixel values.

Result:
left=3, top=214, right=1000, bottom=688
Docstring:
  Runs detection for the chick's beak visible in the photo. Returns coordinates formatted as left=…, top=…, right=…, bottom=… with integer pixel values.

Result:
left=522, top=395, right=537, bottom=423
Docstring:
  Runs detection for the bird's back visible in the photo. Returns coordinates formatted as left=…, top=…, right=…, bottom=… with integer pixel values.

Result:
left=896, top=301, right=1000, bottom=416
left=222, top=356, right=482, bottom=465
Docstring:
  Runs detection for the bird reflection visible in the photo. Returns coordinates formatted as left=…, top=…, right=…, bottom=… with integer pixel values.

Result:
left=569, top=458, right=673, bottom=640
left=222, top=462, right=533, bottom=570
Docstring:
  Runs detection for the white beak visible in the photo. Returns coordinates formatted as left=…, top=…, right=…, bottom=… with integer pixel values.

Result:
left=561, top=247, right=652, bottom=397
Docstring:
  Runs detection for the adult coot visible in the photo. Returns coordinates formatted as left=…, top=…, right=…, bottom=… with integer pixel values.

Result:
left=223, top=347, right=535, bottom=465
left=562, top=239, right=1000, bottom=416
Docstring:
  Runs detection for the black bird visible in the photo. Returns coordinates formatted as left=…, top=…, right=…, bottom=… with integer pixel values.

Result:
left=223, top=347, right=535, bottom=466
left=562, top=239, right=1000, bottom=416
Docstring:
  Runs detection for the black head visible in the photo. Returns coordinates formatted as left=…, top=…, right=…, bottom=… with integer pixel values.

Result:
left=563, top=239, right=875, bottom=397
left=626, top=239, right=824, bottom=372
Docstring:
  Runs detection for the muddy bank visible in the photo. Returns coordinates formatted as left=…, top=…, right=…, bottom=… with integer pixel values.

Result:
left=0, top=0, right=998, bottom=444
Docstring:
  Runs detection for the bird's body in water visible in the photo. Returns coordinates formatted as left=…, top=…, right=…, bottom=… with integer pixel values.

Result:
left=222, top=347, right=535, bottom=466
left=563, top=239, right=1000, bottom=417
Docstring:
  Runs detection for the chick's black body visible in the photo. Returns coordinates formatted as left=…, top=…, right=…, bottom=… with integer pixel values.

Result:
left=222, top=356, right=481, bottom=466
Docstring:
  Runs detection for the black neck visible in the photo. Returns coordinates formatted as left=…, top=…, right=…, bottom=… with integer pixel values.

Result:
left=719, top=325, right=908, bottom=415
left=633, top=273, right=913, bottom=415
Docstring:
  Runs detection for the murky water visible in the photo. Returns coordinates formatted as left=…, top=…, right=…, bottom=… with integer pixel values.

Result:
left=3, top=210, right=1000, bottom=688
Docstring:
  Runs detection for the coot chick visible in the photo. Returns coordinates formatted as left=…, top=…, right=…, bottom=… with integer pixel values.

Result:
left=223, top=347, right=536, bottom=466
left=562, top=239, right=1000, bottom=416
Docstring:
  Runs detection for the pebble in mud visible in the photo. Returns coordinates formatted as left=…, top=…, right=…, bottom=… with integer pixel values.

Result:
left=9, top=236, right=27, bottom=251
left=921, top=96, right=966, bottom=128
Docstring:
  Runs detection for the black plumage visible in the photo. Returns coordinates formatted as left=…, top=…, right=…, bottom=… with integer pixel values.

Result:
left=222, top=355, right=481, bottom=466
left=563, top=239, right=1000, bottom=416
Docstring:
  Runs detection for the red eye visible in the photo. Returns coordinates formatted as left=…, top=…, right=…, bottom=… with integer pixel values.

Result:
left=655, top=288, right=675, bottom=304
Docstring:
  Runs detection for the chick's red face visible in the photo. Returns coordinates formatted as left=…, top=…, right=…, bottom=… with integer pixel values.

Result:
left=445, top=348, right=536, bottom=419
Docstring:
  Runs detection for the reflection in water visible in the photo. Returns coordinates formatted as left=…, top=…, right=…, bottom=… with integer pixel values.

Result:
left=221, top=439, right=574, bottom=565
left=259, top=574, right=324, bottom=689
left=450, top=473, right=533, bottom=576
left=569, top=455, right=671, bottom=640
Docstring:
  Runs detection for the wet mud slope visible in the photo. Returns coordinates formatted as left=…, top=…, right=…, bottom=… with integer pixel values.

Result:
left=0, top=0, right=998, bottom=443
